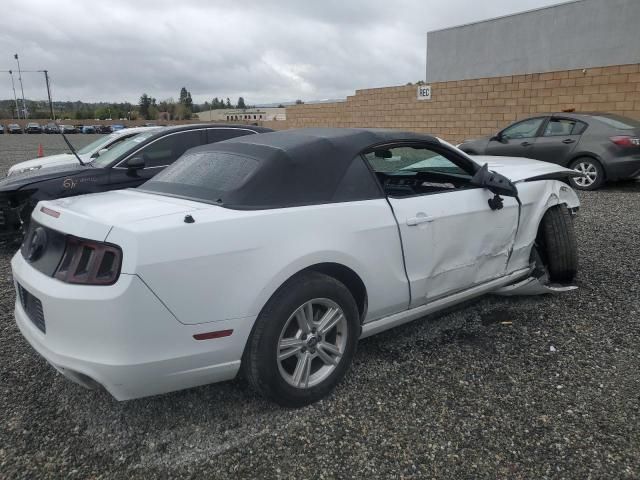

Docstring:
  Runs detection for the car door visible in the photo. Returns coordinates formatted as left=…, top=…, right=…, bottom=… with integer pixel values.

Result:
left=108, top=129, right=206, bottom=189
left=485, top=117, right=547, bottom=158
left=363, top=144, right=519, bottom=308
left=529, top=117, right=585, bottom=165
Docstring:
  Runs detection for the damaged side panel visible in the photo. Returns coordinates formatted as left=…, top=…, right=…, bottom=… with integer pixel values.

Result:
left=388, top=187, right=519, bottom=308
left=506, top=179, right=580, bottom=274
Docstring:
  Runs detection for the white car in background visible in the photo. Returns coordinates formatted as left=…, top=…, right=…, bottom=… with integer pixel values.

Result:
left=13, top=128, right=581, bottom=407
left=6, top=126, right=162, bottom=176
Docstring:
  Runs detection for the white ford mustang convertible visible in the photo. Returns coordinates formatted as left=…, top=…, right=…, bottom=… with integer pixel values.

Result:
left=12, top=128, right=580, bottom=406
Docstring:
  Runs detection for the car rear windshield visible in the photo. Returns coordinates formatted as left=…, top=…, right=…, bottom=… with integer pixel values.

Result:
left=591, top=115, right=640, bottom=130
left=140, top=150, right=259, bottom=204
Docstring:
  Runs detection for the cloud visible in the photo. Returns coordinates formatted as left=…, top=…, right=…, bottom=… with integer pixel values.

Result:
left=0, top=0, right=566, bottom=104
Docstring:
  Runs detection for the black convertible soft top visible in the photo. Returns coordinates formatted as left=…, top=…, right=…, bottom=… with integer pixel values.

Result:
left=141, top=128, right=440, bottom=209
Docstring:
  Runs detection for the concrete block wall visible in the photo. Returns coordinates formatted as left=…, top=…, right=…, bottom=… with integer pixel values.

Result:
left=285, top=64, right=640, bottom=144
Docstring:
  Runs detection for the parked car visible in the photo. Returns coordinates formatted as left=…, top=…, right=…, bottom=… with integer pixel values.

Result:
left=111, top=124, right=126, bottom=131
left=7, top=126, right=164, bottom=176
left=458, top=113, right=640, bottom=190
left=0, top=124, right=4, bottom=134
left=96, top=125, right=112, bottom=134
left=0, top=124, right=272, bottom=237
left=59, top=125, right=78, bottom=134
left=43, top=123, right=60, bottom=134
left=81, top=125, right=96, bottom=134
left=25, top=122, right=42, bottom=134
left=11, top=128, right=580, bottom=406
left=8, top=124, right=23, bottom=134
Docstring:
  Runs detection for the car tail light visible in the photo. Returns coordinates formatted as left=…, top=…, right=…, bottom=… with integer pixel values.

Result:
left=54, top=236, right=122, bottom=285
left=610, top=135, right=640, bottom=147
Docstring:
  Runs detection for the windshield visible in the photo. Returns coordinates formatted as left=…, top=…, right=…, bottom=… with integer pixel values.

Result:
left=77, top=134, right=118, bottom=155
left=364, top=147, right=470, bottom=177
left=91, top=131, right=156, bottom=167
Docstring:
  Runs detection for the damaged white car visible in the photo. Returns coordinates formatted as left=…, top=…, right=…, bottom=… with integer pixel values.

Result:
left=12, top=128, right=580, bottom=407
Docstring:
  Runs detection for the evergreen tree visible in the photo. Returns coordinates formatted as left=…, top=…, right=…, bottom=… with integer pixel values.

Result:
left=237, top=97, right=246, bottom=109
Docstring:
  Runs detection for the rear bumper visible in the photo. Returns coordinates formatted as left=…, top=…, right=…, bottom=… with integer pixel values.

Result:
left=12, top=252, right=254, bottom=400
left=604, top=155, right=640, bottom=181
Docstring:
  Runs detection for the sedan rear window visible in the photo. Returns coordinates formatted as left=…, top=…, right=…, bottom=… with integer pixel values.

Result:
left=141, top=151, right=259, bottom=203
left=592, top=115, right=640, bottom=130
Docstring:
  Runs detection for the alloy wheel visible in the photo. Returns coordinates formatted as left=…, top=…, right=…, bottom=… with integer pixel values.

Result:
left=277, top=298, right=348, bottom=389
left=572, top=161, right=598, bottom=188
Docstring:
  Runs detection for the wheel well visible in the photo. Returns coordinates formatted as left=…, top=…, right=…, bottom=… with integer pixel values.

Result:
left=302, top=263, right=368, bottom=323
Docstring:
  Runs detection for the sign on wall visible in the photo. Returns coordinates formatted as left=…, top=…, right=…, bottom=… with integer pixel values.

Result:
left=417, top=85, right=432, bottom=100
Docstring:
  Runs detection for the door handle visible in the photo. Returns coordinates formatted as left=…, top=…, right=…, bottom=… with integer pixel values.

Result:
left=521, top=141, right=533, bottom=147
left=407, top=213, right=434, bottom=226
left=562, top=138, right=576, bottom=144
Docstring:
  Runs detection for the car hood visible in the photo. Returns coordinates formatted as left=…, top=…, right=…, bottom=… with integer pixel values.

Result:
left=33, top=190, right=210, bottom=241
left=472, top=155, right=579, bottom=183
left=7, top=153, right=89, bottom=176
left=0, top=162, right=95, bottom=192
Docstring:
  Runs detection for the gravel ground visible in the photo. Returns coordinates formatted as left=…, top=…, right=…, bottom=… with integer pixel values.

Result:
left=0, top=134, right=639, bottom=479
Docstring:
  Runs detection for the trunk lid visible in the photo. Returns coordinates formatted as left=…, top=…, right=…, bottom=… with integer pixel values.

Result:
left=33, top=190, right=209, bottom=241
left=473, top=155, right=580, bottom=183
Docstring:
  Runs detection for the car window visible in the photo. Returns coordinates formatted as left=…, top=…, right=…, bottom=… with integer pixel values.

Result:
left=138, top=130, right=204, bottom=168
left=364, top=147, right=469, bottom=177
left=543, top=119, right=577, bottom=137
left=501, top=118, right=545, bottom=139
left=91, top=131, right=157, bottom=167
left=362, top=145, right=473, bottom=198
left=591, top=115, right=640, bottom=130
left=142, top=150, right=260, bottom=203
left=206, top=128, right=255, bottom=143
left=77, top=134, right=119, bottom=155
left=572, top=121, right=588, bottom=135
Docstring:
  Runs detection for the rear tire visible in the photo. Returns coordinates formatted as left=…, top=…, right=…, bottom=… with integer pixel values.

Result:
left=569, top=157, right=604, bottom=190
left=537, top=205, right=578, bottom=282
left=242, top=271, right=359, bottom=407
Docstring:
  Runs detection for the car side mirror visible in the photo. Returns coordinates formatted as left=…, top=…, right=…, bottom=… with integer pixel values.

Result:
left=92, top=148, right=109, bottom=159
left=126, top=156, right=145, bottom=170
left=470, top=163, right=518, bottom=198
left=490, top=133, right=504, bottom=142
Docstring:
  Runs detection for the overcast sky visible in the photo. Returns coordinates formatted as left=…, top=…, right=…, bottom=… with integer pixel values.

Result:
left=1, top=0, right=567, bottom=105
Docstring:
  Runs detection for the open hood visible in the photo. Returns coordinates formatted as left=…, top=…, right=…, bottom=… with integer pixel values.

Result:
left=473, top=155, right=581, bottom=183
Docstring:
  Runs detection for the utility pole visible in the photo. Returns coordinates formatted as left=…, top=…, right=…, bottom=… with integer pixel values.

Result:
left=8, top=70, right=20, bottom=119
left=43, top=70, right=55, bottom=120
left=14, top=54, right=28, bottom=119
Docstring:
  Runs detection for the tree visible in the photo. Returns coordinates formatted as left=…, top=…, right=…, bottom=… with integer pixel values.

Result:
left=237, top=97, right=246, bottom=109
left=139, top=93, right=156, bottom=120
left=158, top=98, right=176, bottom=119
left=295, top=99, right=304, bottom=105
left=179, top=87, right=193, bottom=109
left=225, top=98, right=232, bottom=108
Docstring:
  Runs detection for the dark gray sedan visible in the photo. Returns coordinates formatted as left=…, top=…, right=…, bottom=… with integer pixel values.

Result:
left=458, top=113, right=640, bottom=190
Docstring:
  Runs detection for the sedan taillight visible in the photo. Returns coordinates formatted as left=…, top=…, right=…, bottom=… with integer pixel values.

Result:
left=54, top=236, right=122, bottom=285
left=610, top=135, right=640, bottom=147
